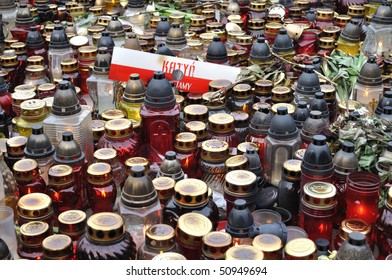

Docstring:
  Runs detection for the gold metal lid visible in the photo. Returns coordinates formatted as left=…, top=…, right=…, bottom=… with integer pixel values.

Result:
left=175, top=94, right=185, bottom=109
left=338, top=100, right=361, bottom=112
left=335, top=14, right=351, bottom=25
left=58, top=210, right=87, bottom=236
left=225, top=155, right=250, bottom=172
left=206, top=22, right=223, bottom=32
left=284, top=238, right=316, bottom=258
left=282, top=159, right=302, bottom=181
left=271, top=86, right=292, bottom=102
left=89, top=6, right=104, bottom=16
left=250, top=1, right=266, bottom=11
left=92, top=119, right=105, bottom=142
left=340, top=218, right=371, bottom=240
left=14, top=83, right=36, bottom=93
left=265, top=22, right=283, bottom=33
left=322, top=26, right=340, bottom=38
left=101, top=109, right=126, bottom=121
left=104, top=118, right=133, bottom=139
left=153, top=177, right=175, bottom=200
left=233, top=84, right=252, bottom=98
left=231, top=110, right=250, bottom=127
left=174, top=132, right=197, bottom=152
left=319, top=37, right=335, bottom=49
left=271, top=103, right=296, bottom=115
left=248, top=18, right=265, bottom=30
left=6, top=136, right=28, bottom=157
left=176, top=213, right=212, bottom=246
left=61, top=58, right=78, bottom=72
left=208, top=113, right=235, bottom=134
left=320, top=84, right=336, bottom=100
left=225, top=170, right=257, bottom=194
left=347, top=5, right=365, bottom=17
left=125, top=157, right=150, bottom=174
left=174, top=179, right=209, bottom=206
left=19, top=221, right=50, bottom=246
left=169, top=13, right=185, bottom=23
left=190, top=15, right=206, bottom=27
left=183, top=104, right=209, bottom=123
left=208, top=79, right=231, bottom=92
left=252, top=234, right=283, bottom=252
left=48, top=165, right=74, bottom=186
left=42, top=234, right=73, bottom=260
left=87, top=25, right=105, bottom=35
left=0, top=52, right=18, bottom=67
left=254, top=80, right=273, bottom=96
left=86, top=212, right=125, bottom=243
left=17, top=193, right=52, bottom=219
left=10, top=42, right=26, bottom=55
left=225, top=245, right=264, bottom=260
left=12, top=91, right=36, bottom=107
left=185, top=121, right=207, bottom=141
left=13, top=158, right=40, bottom=181
left=303, top=182, right=337, bottom=208
left=227, top=30, right=246, bottom=42
left=296, top=0, right=310, bottom=10
left=316, top=8, right=334, bottom=20
left=20, top=99, right=47, bottom=119
left=153, top=252, right=187, bottom=260
left=201, top=9, right=215, bottom=19
left=266, top=13, right=282, bottom=23
left=201, top=139, right=230, bottom=163
left=87, top=162, right=113, bottom=185
left=78, top=46, right=98, bottom=59
left=38, top=83, right=56, bottom=94
left=145, top=224, right=176, bottom=251
left=202, top=231, right=232, bottom=259
left=237, top=142, right=259, bottom=154
left=94, top=148, right=117, bottom=163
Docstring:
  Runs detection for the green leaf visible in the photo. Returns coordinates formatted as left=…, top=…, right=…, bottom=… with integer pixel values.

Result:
left=358, top=154, right=376, bottom=169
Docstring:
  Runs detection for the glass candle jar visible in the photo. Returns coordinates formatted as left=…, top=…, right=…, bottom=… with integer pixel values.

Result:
left=23, top=65, right=50, bottom=88
left=207, top=113, right=241, bottom=151
left=375, top=186, right=392, bottom=257
left=334, top=218, right=372, bottom=251
left=87, top=162, right=117, bottom=214
left=252, top=234, right=283, bottom=260
left=201, top=231, right=232, bottom=260
left=12, top=91, right=36, bottom=118
left=16, top=99, right=47, bottom=137
left=17, top=193, right=53, bottom=231
left=228, top=83, right=254, bottom=114
left=176, top=212, right=213, bottom=260
left=60, top=58, right=81, bottom=89
left=284, top=238, right=317, bottom=260
left=185, top=121, right=207, bottom=149
left=345, top=171, right=381, bottom=226
left=315, top=9, right=335, bottom=30
left=299, top=182, right=337, bottom=244
left=202, top=92, right=229, bottom=116
left=78, top=46, right=97, bottom=95
left=225, top=245, right=264, bottom=260
left=46, top=165, right=82, bottom=227
left=58, top=210, right=86, bottom=254
left=4, top=136, right=27, bottom=171
left=13, top=158, right=47, bottom=197
left=271, top=86, right=294, bottom=105
left=97, top=119, right=141, bottom=165
left=137, top=224, right=178, bottom=260
left=92, top=120, right=105, bottom=151
left=76, top=212, right=137, bottom=260
left=42, top=234, right=74, bottom=260
left=118, top=73, right=146, bottom=122
left=17, top=221, right=50, bottom=260
left=182, top=104, right=209, bottom=132
left=152, top=177, right=175, bottom=208
left=200, top=139, right=230, bottom=195
left=37, top=83, right=56, bottom=99
left=174, top=132, right=199, bottom=179
left=163, top=178, right=219, bottom=230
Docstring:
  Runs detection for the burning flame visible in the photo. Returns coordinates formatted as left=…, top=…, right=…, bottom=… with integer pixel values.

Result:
left=185, top=157, right=189, bottom=168
left=54, top=192, right=60, bottom=201
left=160, top=251, right=163, bottom=255
left=242, top=104, right=247, bottom=112
left=101, top=189, right=107, bottom=198
left=318, top=223, right=325, bottom=233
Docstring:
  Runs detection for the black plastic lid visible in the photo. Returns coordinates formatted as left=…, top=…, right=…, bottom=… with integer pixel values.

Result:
left=127, top=0, right=145, bottom=8
left=0, top=76, right=8, bottom=92
left=372, top=1, right=392, bottom=24
left=315, top=238, right=329, bottom=252
left=256, top=187, right=278, bottom=209
left=15, top=4, right=34, bottom=27
left=348, top=111, right=360, bottom=121
left=156, top=43, right=175, bottom=56
left=293, top=101, right=310, bottom=126
left=309, top=110, right=322, bottom=119
left=24, top=125, right=55, bottom=159
left=97, top=31, right=115, bottom=53
left=302, top=135, right=334, bottom=176
left=383, top=106, right=392, bottom=115
left=225, top=199, right=254, bottom=238
left=155, top=16, right=171, bottom=36
left=144, top=71, right=176, bottom=108
left=310, top=93, right=329, bottom=118
left=306, top=10, right=317, bottom=21
left=295, top=66, right=321, bottom=96
left=26, top=26, right=45, bottom=49
left=0, top=238, right=11, bottom=260
left=206, top=36, right=228, bottom=64
left=54, top=132, right=85, bottom=165
left=52, top=81, right=81, bottom=116
left=106, top=15, right=125, bottom=38
left=165, top=151, right=176, bottom=160
left=249, top=105, right=272, bottom=135
left=166, top=22, right=186, bottom=47
left=272, top=29, right=294, bottom=53
left=377, top=91, right=392, bottom=115
left=348, top=231, right=366, bottom=246
left=93, top=47, right=111, bottom=73
left=298, top=101, right=307, bottom=108
left=268, top=107, right=298, bottom=139
left=340, top=20, right=361, bottom=43
left=50, top=24, right=70, bottom=49
left=357, top=56, right=382, bottom=86
left=250, top=36, right=272, bottom=61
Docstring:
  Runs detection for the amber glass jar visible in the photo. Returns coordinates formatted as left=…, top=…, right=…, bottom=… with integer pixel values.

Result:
left=201, top=231, right=232, bottom=260
left=152, top=177, right=176, bottom=208
left=174, top=132, right=199, bottom=179
left=207, top=113, right=240, bottom=150
left=176, top=212, right=212, bottom=260
left=4, top=136, right=28, bottom=171
left=17, top=193, right=53, bottom=231
left=58, top=210, right=87, bottom=253
left=334, top=218, right=372, bottom=251
left=60, top=58, right=81, bottom=89
left=76, top=212, right=137, bottom=260
left=185, top=121, right=207, bottom=148
left=24, top=65, right=50, bottom=88
left=252, top=234, right=283, bottom=260
left=17, top=221, right=50, bottom=260
left=163, top=179, right=219, bottom=230
left=97, top=119, right=141, bottom=165
left=137, top=224, right=178, bottom=260
left=46, top=165, right=82, bottom=227
left=87, top=162, right=117, bottom=214
left=42, top=234, right=74, bottom=260
left=13, top=158, right=47, bottom=197
left=299, top=182, right=337, bottom=244
left=200, top=139, right=230, bottom=194
left=284, top=238, right=317, bottom=260
left=225, top=245, right=264, bottom=260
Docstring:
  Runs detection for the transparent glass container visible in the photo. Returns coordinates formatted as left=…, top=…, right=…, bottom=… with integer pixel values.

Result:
left=87, top=72, right=118, bottom=117
left=48, top=47, right=74, bottom=81
left=23, top=65, right=50, bottom=88
left=125, top=7, right=148, bottom=31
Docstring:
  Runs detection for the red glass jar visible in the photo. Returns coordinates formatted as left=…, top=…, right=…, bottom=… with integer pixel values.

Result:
left=42, top=234, right=74, bottom=260
left=201, top=231, right=232, bottom=260
left=17, top=221, right=50, bottom=260
left=1, top=50, right=24, bottom=92
left=317, top=37, right=335, bottom=57
left=58, top=209, right=87, bottom=256
left=247, top=2, right=266, bottom=21
left=174, top=132, right=199, bottom=179
left=17, top=192, right=53, bottom=231
left=185, top=121, right=207, bottom=149
left=46, top=165, right=82, bottom=227
left=37, top=83, right=56, bottom=99
left=26, top=27, right=48, bottom=67
left=11, top=42, right=28, bottom=76
left=76, top=212, right=137, bottom=260
left=87, top=162, right=117, bottom=214
left=207, top=113, right=240, bottom=151
left=61, top=58, right=82, bottom=89
left=97, top=119, right=141, bottom=165
left=334, top=218, right=372, bottom=251
left=375, top=187, right=392, bottom=257
left=152, top=177, right=176, bottom=209
left=264, top=23, right=282, bottom=45
left=253, top=80, right=273, bottom=104
left=0, top=78, right=13, bottom=125
left=176, top=212, right=213, bottom=260
left=297, top=30, right=318, bottom=55
left=5, top=136, right=27, bottom=171
left=299, top=182, right=337, bottom=244
left=13, top=158, right=47, bottom=197
left=345, top=171, right=381, bottom=226
left=78, top=46, right=97, bottom=94
left=315, top=9, right=334, bottom=31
